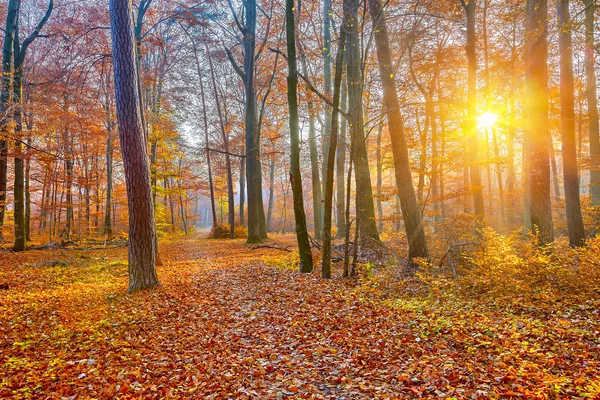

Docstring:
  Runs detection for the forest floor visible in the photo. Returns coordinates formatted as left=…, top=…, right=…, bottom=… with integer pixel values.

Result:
left=1, top=233, right=599, bottom=399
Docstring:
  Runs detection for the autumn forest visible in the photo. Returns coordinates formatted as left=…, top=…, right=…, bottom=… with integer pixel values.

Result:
left=1, top=0, right=600, bottom=398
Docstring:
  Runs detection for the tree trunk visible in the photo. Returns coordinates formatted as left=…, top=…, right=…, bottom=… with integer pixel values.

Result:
left=347, top=0, right=379, bottom=241
left=244, top=0, right=261, bottom=244
left=322, top=0, right=350, bottom=278
left=557, top=0, right=586, bottom=246
left=267, top=158, right=275, bottom=232
left=110, top=0, right=158, bottom=293
left=463, top=0, right=485, bottom=228
left=526, top=0, right=554, bottom=243
left=186, top=29, right=217, bottom=228
left=240, top=154, right=245, bottom=226
left=205, top=30, right=235, bottom=238
left=286, top=0, right=313, bottom=272
left=322, top=0, right=332, bottom=219
left=583, top=0, right=600, bottom=206
left=368, top=0, right=429, bottom=264
left=336, top=64, right=348, bottom=237
left=13, top=47, right=26, bottom=251
left=300, top=49, right=323, bottom=239
left=376, top=121, right=384, bottom=232
left=0, top=0, right=19, bottom=242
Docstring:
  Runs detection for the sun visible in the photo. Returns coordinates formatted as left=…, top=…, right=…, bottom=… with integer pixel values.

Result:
left=479, top=111, right=498, bottom=129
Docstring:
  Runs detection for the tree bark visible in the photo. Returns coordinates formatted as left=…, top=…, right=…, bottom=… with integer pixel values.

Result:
left=110, top=0, right=159, bottom=293
left=583, top=0, right=600, bottom=206
left=336, top=62, right=348, bottom=237
left=299, top=47, right=323, bottom=239
left=267, top=158, right=275, bottom=232
left=286, top=0, right=313, bottom=273
left=0, top=0, right=19, bottom=242
left=368, top=0, right=429, bottom=264
left=376, top=121, right=384, bottom=232
left=526, top=0, right=554, bottom=243
left=462, top=0, right=485, bottom=228
left=347, top=0, right=379, bottom=241
left=243, top=0, right=261, bottom=244
left=557, top=0, right=586, bottom=246
left=322, top=0, right=350, bottom=278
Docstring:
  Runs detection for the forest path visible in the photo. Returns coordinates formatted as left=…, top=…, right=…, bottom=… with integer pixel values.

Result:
left=2, top=234, right=598, bottom=399
left=0, top=234, right=423, bottom=399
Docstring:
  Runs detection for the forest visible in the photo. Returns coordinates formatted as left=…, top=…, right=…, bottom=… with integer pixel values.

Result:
left=1, top=0, right=600, bottom=398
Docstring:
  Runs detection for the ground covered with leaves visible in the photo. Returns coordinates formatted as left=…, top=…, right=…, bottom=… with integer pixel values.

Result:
left=1, top=233, right=600, bottom=399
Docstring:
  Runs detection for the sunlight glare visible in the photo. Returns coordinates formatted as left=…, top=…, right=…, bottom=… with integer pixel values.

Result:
left=479, top=111, right=498, bottom=129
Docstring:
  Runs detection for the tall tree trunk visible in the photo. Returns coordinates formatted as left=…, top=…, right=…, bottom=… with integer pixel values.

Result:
left=63, top=101, right=73, bottom=240
left=507, top=21, right=517, bottom=220
left=267, top=158, right=275, bottom=232
left=185, top=28, right=217, bottom=228
left=462, top=0, right=485, bottom=228
left=347, top=0, right=379, bottom=241
left=244, top=0, right=261, bottom=244
left=368, top=0, right=429, bottom=263
left=526, top=0, right=554, bottom=243
left=0, top=0, right=19, bottom=242
left=286, top=0, right=313, bottom=272
left=205, top=30, right=235, bottom=238
left=376, top=121, right=384, bottom=232
left=240, top=153, right=245, bottom=226
left=110, top=0, right=158, bottom=293
left=322, top=0, right=350, bottom=278
left=322, top=0, right=332, bottom=218
left=557, top=0, right=586, bottom=246
left=336, top=65, right=348, bottom=237
left=299, top=49, right=323, bottom=239
left=583, top=0, right=600, bottom=206
left=13, top=43, right=26, bottom=251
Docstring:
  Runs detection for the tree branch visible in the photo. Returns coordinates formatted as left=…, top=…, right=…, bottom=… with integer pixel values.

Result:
left=224, top=45, right=246, bottom=81
left=268, top=47, right=350, bottom=121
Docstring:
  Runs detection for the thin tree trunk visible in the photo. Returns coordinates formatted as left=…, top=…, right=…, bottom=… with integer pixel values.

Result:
left=300, top=49, right=323, bottom=239
left=322, top=1, right=350, bottom=278
left=185, top=27, right=217, bottom=228
left=583, top=0, right=600, bottom=206
left=336, top=64, right=348, bottom=237
left=267, top=158, right=275, bottom=232
left=240, top=154, right=245, bottom=226
left=376, top=121, right=384, bottom=232
left=286, top=0, right=313, bottom=273
left=204, top=30, right=235, bottom=238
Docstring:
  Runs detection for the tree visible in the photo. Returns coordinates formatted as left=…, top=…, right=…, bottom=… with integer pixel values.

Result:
left=322, top=0, right=350, bottom=278
left=526, top=0, right=553, bottom=243
left=110, top=0, right=159, bottom=292
left=461, top=0, right=485, bottom=228
left=286, top=0, right=313, bottom=273
left=12, top=0, right=54, bottom=252
left=346, top=0, right=380, bottom=241
left=583, top=0, right=600, bottom=206
left=557, top=0, right=585, bottom=247
left=0, top=0, right=20, bottom=241
left=368, top=0, right=429, bottom=264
